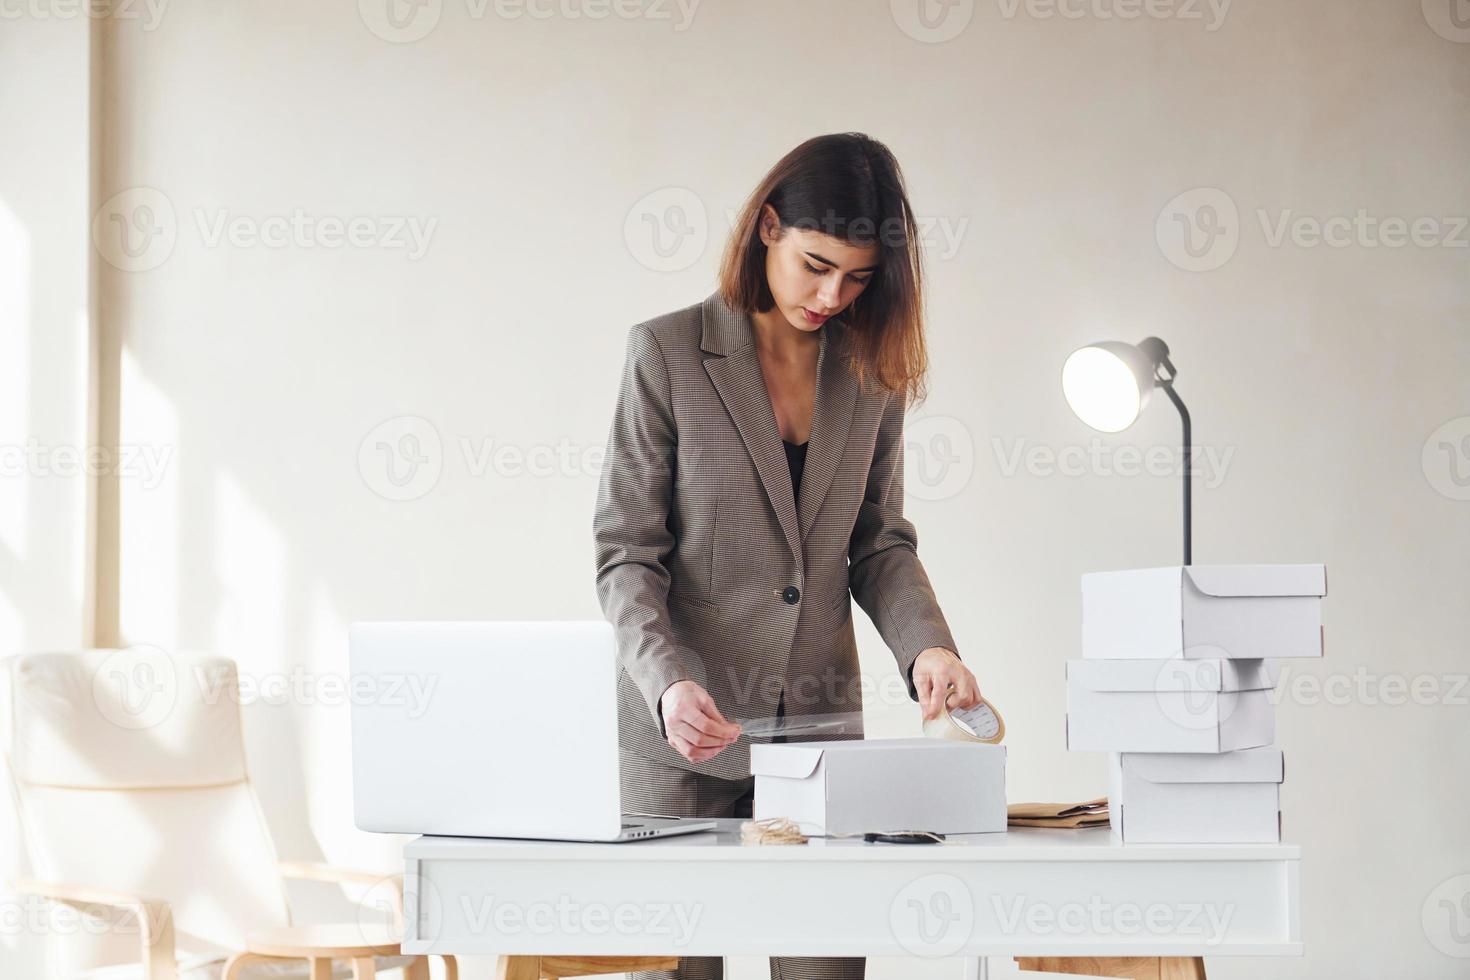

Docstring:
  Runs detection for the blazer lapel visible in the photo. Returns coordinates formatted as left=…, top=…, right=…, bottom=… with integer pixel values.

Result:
left=702, top=294, right=802, bottom=562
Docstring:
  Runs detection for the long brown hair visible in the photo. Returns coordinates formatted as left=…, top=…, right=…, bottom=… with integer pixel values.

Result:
left=718, top=132, right=929, bottom=404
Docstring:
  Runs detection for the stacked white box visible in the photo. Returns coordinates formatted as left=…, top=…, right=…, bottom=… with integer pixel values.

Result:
left=1068, top=564, right=1325, bottom=843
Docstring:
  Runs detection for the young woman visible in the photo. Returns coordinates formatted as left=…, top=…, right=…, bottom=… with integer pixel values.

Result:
left=594, top=132, right=982, bottom=980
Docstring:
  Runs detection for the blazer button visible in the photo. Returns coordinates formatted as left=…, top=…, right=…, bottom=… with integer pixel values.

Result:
left=782, top=586, right=801, bottom=605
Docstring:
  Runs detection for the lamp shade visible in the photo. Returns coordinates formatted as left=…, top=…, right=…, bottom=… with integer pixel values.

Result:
left=1061, top=341, right=1156, bottom=432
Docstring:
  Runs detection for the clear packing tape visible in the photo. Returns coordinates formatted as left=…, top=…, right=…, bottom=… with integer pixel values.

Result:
left=921, top=692, right=1006, bottom=744
left=732, top=692, right=1004, bottom=744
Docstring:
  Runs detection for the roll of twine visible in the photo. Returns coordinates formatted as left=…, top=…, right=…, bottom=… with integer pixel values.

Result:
left=740, top=817, right=809, bottom=845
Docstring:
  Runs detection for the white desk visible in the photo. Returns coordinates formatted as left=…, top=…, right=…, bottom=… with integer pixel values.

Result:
left=401, top=820, right=1300, bottom=975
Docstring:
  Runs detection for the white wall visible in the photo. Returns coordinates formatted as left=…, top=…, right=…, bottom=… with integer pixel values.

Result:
left=9, top=0, right=1470, bottom=977
left=0, top=10, right=96, bottom=980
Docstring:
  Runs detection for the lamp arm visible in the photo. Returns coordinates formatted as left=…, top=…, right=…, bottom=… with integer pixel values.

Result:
left=1158, top=381, right=1192, bottom=566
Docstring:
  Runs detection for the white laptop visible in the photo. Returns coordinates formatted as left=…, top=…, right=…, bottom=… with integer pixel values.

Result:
left=348, top=620, right=716, bottom=842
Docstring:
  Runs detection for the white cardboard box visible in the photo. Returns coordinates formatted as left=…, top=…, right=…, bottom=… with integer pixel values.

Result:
left=751, top=737, right=1007, bottom=836
left=1082, top=564, right=1327, bottom=660
left=1108, top=748, right=1285, bottom=843
left=1066, top=658, right=1276, bottom=753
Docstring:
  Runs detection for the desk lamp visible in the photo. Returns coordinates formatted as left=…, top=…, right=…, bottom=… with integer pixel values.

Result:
left=1061, top=337, right=1193, bottom=565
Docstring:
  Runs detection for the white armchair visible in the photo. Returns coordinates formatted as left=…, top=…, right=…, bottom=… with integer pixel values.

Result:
left=0, top=648, right=454, bottom=980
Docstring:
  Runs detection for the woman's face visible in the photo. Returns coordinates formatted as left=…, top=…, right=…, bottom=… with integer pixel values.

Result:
left=759, top=204, right=880, bottom=334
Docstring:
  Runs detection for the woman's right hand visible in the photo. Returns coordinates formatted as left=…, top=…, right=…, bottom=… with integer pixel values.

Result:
left=659, top=680, right=742, bottom=764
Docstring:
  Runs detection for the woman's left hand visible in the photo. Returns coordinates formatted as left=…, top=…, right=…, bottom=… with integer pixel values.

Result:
left=911, top=647, right=981, bottom=721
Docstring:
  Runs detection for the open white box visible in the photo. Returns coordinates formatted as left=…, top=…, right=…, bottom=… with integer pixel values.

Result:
left=751, top=737, right=1006, bottom=836
left=1066, top=658, right=1276, bottom=753
left=1082, top=564, right=1327, bottom=660
left=1108, top=748, right=1285, bottom=843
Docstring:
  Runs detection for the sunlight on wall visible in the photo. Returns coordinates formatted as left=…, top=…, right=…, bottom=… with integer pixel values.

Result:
left=119, top=346, right=179, bottom=648
left=212, top=470, right=286, bottom=671
left=70, top=307, right=89, bottom=611
left=0, top=197, right=31, bottom=561
left=303, top=582, right=401, bottom=869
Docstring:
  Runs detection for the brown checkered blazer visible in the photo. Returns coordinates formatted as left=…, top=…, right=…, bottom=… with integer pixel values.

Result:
left=593, top=289, right=960, bottom=780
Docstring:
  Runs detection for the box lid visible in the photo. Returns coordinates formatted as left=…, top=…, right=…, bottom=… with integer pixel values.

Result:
left=748, top=738, right=996, bottom=780
left=1068, top=658, right=1277, bottom=693
left=1183, top=564, right=1326, bottom=598
left=1122, top=747, right=1285, bottom=785
left=748, top=744, right=825, bottom=779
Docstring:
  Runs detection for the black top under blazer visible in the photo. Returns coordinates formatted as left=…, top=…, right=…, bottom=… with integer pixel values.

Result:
left=593, top=290, right=962, bottom=779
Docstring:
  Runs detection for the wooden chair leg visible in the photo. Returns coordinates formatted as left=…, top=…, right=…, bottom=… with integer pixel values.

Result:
left=1160, top=958, right=1206, bottom=980
left=310, top=957, right=334, bottom=980
left=350, top=955, right=376, bottom=979
left=495, top=955, right=542, bottom=980
left=404, top=957, right=430, bottom=980
left=223, top=953, right=277, bottom=980
left=1016, top=956, right=1206, bottom=980
left=437, top=954, right=459, bottom=980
